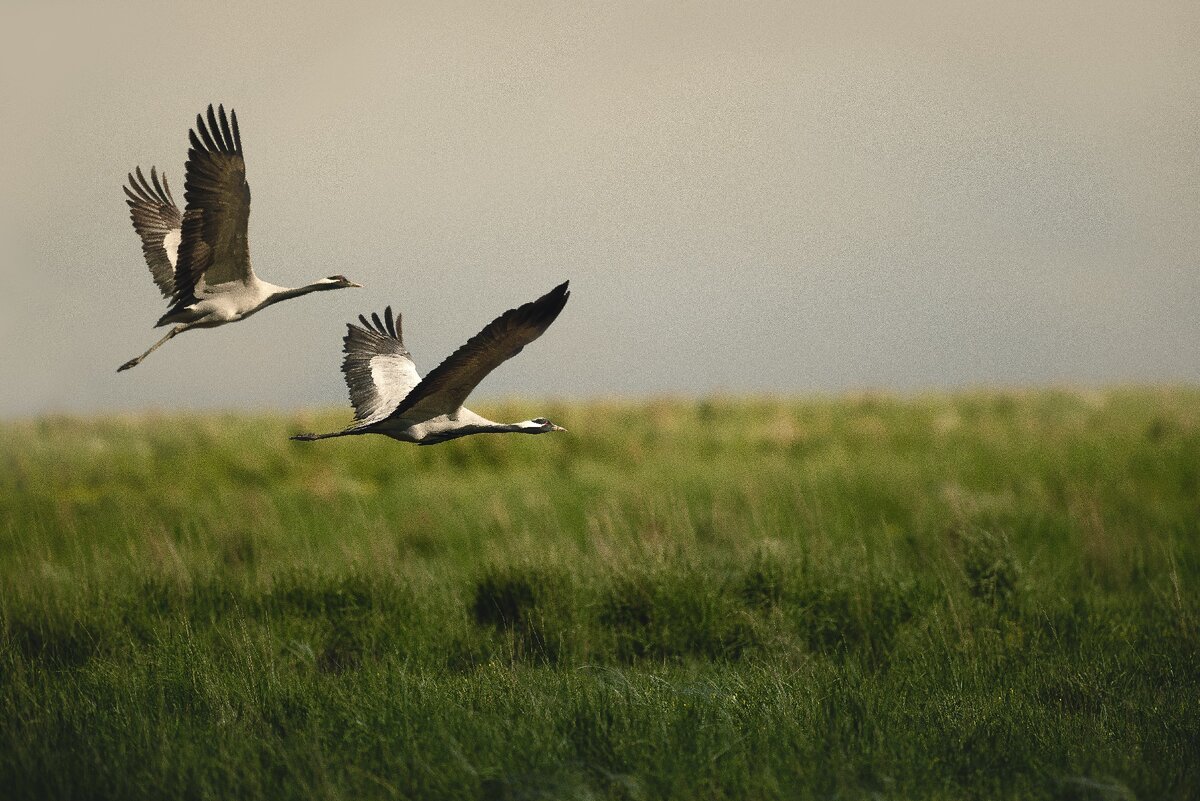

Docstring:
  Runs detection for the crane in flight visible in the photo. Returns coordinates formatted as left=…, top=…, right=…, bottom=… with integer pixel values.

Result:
left=118, top=104, right=361, bottom=372
left=292, top=282, right=570, bottom=445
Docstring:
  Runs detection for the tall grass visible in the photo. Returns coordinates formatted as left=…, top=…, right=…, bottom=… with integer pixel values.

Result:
left=2, top=389, right=1198, bottom=799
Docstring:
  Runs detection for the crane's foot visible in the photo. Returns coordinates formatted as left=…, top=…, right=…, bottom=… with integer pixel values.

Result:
left=117, top=358, right=141, bottom=372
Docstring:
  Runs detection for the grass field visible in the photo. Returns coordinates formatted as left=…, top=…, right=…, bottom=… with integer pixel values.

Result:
left=2, top=389, right=1198, bottom=800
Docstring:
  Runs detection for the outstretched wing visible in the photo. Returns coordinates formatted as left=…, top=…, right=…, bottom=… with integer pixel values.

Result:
left=386, top=281, right=570, bottom=422
left=123, top=166, right=181, bottom=299
left=342, top=306, right=423, bottom=425
left=173, top=104, right=253, bottom=304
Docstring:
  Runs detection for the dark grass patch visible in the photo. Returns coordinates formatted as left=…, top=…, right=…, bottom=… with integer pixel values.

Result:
left=469, top=567, right=573, bottom=665
left=790, top=578, right=918, bottom=664
left=955, top=527, right=1022, bottom=607
left=4, top=613, right=115, bottom=669
left=598, top=569, right=765, bottom=663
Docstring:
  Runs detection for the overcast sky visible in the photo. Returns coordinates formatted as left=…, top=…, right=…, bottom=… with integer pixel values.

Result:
left=2, top=0, right=1197, bottom=416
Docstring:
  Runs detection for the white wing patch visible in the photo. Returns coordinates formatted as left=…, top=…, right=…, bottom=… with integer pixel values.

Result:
left=164, top=228, right=181, bottom=268
left=340, top=307, right=421, bottom=427
left=363, top=353, right=421, bottom=422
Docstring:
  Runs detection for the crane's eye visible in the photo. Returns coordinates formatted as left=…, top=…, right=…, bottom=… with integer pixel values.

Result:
left=532, top=418, right=549, bottom=425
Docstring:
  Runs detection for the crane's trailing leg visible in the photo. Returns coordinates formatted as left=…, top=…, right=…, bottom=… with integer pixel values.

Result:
left=290, top=430, right=352, bottom=442
left=117, top=325, right=186, bottom=372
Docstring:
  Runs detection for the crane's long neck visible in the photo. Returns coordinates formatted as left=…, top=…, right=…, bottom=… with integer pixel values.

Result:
left=421, top=422, right=535, bottom=444
left=450, top=411, right=540, bottom=437
left=263, top=280, right=341, bottom=308
left=485, top=422, right=535, bottom=434
left=456, top=416, right=529, bottom=435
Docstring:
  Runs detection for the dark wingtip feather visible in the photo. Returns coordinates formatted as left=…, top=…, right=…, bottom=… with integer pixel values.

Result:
left=206, top=105, right=224, bottom=152
left=523, top=280, right=571, bottom=332
left=124, top=168, right=153, bottom=204
left=230, top=109, right=241, bottom=152
left=149, top=167, right=170, bottom=206
left=535, top=279, right=571, bottom=318
left=347, top=307, right=403, bottom=345
left=217, top=105, right=234, bottom=155
left=195, top=111, right=217, bottom=152
left=148, top=166, right=161, bottom=200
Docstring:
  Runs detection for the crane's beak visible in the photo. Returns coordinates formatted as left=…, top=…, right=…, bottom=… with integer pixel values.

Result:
left=551, top=424, right=567, bottom=432
left=348, top=281, right=363, bottom=288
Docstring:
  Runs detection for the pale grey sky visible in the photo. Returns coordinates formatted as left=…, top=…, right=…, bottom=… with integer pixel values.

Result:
left=2, top=0, right=1198, bottom=416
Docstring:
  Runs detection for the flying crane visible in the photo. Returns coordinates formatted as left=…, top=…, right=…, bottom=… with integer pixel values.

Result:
left=118, top=104, right=361, bottom=371
left=292, top=282, right=570, bottom=445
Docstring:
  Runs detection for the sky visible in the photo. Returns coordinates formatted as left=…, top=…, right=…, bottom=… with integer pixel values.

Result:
left=1, top=0, right=1198, bottom=416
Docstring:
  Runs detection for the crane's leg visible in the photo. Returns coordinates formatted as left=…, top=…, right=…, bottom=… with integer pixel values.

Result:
left=117, top=325, right=186, bottom=372
left=290, top=430, right=351, bottom=441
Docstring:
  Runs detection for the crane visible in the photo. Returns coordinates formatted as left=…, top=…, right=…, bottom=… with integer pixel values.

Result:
left=118, top=104, right=361, bottom=371
left=292, top=282, right=570, bottom=445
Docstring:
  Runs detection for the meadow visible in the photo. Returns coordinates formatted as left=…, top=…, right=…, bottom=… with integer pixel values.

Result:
left=1, top=389, right=1197, bottom=800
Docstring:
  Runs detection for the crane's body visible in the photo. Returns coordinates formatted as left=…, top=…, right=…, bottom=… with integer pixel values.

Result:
left=156, top=278, right=341, bottom=328
left=292, top=283, right=570, bottom=446
left=298, top=408, right=553, bottom=445
left=118, top=105, right=360, bottom=372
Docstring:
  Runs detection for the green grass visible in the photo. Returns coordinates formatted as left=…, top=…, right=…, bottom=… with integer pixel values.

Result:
left=2, top=389, right=1198, bottom=799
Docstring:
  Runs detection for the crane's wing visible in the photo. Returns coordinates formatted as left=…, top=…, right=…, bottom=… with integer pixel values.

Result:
left=123, top=166, right=182, bottom=299
left=342, top=306, right=423, bottom=426
left=173, top=104, right=253, bottom=305
left=386, top=281, right=570, bottom=422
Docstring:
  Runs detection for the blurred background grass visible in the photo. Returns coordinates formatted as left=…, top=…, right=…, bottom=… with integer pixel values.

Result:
left=2, top=389, right=1198, bottom=799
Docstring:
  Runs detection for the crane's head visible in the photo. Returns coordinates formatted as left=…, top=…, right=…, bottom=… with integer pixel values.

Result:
left=324, top=275, right=363, bottom=289
left=523, top=417, right=566, bottom=434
